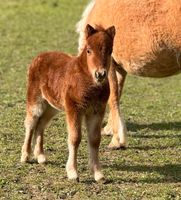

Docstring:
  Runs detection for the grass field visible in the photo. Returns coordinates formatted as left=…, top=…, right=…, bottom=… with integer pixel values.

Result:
left=0, top=0, right=181, bottom=199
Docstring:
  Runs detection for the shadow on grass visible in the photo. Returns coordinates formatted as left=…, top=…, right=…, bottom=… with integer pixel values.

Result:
left=129, top=145, right=179, bottom=151
left=45, top=160, right=65, bottom=168
left=106, top=163, right=181, bottom=184
left=127, top=121, right=181, bottom=137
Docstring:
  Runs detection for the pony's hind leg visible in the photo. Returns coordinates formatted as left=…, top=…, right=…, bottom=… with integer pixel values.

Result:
left=103, top=60, right=127, bottom=149
left=33, top=104, right=58, bottom=164
left=21, top=104, right=43, bottom=163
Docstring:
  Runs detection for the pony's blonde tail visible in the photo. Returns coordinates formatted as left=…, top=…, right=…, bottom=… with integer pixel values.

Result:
left=76, top=0, right=95, bottom=53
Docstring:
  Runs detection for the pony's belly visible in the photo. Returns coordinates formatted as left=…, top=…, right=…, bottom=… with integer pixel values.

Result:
left=122, top=60, right=181, bottom=78
left=124, top=62, right=181, bottom=78
left=114, top=49, right=181, bottom=78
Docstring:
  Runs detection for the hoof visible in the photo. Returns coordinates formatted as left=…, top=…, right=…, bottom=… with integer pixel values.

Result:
left=68, top=177, right=79, bottom=183
left=96, top=177, right=107, bottom=184
left=94, top=172, right=104, bottom=182
left=21, top=153, right=30, bottom=163
left=67, top=169, right=79, bottom=182
left=108, top=142, right=127, bottom=150
left=37, top=154, right=46, bottom=164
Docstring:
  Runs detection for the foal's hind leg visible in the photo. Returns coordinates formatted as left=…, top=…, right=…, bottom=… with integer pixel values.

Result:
left=21, top=103, right=43, bottom=163
left=33, top=104, right=58, bottom=164
left=103, top=60, right=127, bottom=149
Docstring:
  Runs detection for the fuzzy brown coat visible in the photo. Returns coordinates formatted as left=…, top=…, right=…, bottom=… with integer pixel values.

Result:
left=21, top=25, right=115, bottom=181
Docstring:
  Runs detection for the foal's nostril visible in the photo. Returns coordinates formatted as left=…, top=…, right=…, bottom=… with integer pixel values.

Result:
left=101, top=70, right=106, bottom=78
left=95, top=71, right=101, bottom=79
left=95, top=71, right=100, bottom=79
left=95, top=70, right=107, bottom=81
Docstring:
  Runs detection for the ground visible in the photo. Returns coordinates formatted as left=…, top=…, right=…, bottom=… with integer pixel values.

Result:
left=0, top=0, right=180, bottom=199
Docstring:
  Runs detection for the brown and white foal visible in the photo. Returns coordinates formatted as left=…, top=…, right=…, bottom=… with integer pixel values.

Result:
left=21, top=24, right=115, bottom=182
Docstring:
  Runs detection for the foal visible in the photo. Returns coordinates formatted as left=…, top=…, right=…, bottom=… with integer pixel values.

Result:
left=21, top=24, right=115, bottom=182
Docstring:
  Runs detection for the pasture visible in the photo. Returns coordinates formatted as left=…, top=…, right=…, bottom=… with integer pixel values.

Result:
left=0, top=0, right=180, bottom=199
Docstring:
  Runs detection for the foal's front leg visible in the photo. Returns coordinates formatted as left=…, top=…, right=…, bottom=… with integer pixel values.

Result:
left=65, top=107, right=82, bottom=182
left=85, top=110, right=105, bottom=182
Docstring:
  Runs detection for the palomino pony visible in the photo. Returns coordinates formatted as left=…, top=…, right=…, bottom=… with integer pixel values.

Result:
left=77, top=0, right=181, bottom=149
left=21, top=24, right=115, bottom=182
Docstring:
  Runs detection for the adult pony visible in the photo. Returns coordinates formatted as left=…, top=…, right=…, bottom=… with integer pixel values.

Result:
left=77, top=0, right=181, bottom=149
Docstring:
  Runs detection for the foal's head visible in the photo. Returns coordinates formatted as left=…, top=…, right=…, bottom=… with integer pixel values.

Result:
left=84, top=24, right=115, bottom=85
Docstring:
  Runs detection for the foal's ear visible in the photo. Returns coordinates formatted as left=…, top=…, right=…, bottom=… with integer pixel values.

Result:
left=85, top=24, right=97, bottom=38
left=106, top=26, right=116, bottom=39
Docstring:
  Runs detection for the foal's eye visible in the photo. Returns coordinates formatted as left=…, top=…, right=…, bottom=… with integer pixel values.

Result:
left=86, top=48, right=92, bottom=54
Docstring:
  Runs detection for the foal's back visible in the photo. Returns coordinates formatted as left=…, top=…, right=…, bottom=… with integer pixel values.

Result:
left=29, top=51, right=72, bottom=83
left=27, top=51, right=74, bottom=108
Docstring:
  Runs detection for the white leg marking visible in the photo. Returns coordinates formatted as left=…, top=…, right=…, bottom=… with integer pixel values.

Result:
left=118, top=109, right=127, bottom=146
left=66, top=142, right=78, bottom=180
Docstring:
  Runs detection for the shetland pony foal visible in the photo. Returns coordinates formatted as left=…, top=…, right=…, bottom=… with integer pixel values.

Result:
left=21, top=24, right=115, bottom=182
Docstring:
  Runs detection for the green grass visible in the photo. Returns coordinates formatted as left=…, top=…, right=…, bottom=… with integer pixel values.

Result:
left=0, top=0, right=181, bottom=199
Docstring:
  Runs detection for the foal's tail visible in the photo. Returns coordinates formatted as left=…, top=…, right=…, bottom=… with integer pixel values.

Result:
left=26, top=55, right=43, bottom=111
left=76, top=0, right=95, bottom=53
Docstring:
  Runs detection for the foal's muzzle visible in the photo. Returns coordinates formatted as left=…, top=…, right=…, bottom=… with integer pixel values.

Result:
left=95, top=69, right=107, bottom=83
